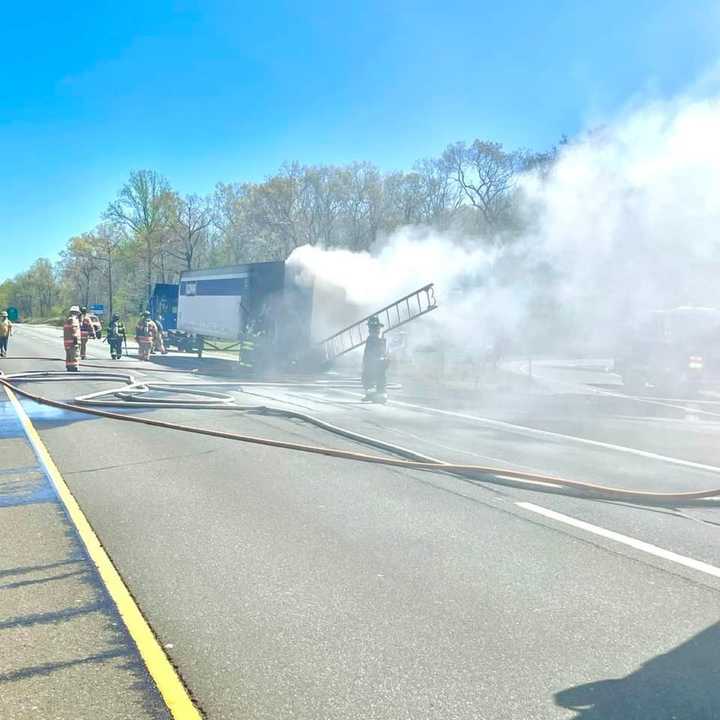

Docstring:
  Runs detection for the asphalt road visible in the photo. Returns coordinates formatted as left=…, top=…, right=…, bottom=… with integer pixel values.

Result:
left=3, top=324, right=720, bottom=719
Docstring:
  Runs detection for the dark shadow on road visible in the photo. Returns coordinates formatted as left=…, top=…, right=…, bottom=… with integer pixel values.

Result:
left=0, top=558, right=84, bottom=579
left=0, top=648, right=131, bottom=683
left=0, top=473, right=57, bottom=507
left=555, top=621, right=720, bottom=719
left=144, top=352, right=245, bottom=377
left=0, top=601, right=108, bottom=629
left=0, top=569, right=87, bottom=590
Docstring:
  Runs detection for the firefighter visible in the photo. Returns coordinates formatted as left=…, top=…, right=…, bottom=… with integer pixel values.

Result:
left=63, top=306, right=82, bottom=372
left=0, top=310, right=13, bottom=357
left=362, top=316, right=389, bottom=402
left=135, top=311, right=154, bottom=361
left=152, top=315, right=167, bottom=354
left=79, top=306, right=95, bottom=360
left=107, top=313, right=126, bottom=359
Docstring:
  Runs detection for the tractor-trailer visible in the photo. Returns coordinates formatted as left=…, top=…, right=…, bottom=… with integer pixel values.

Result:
left=154, top=260, right=348, bottom=361
left=178, top=262, right=285, bottom=342
left=173, top=261, right=313, bottom=358
left=151, top=259, right=425, bottom=366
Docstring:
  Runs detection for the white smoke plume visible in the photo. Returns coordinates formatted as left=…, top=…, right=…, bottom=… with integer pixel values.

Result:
left=522, top=93, right=720, bottom=349
left=288, top=90, right=720, bottom=359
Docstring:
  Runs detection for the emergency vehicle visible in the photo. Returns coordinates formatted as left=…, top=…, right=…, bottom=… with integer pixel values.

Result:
left=614, top=306, right=720, bottom=395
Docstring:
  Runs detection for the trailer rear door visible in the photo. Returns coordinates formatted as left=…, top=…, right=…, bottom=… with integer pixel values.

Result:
left=177, top=272, right=248, bottom=341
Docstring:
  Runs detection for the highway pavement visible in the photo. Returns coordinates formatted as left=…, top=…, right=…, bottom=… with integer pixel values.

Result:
left=2, top=323, right=720, bottom=719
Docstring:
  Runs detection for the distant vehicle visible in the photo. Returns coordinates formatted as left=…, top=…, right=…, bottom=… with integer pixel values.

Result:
left=614, top=306, right=720, bottom=395
left=89, top=314, right=102, bottom=338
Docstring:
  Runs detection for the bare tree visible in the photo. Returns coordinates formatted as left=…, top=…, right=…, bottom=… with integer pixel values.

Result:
left=60, top=235, right=102, bottom=308
left=92, top=224, right=124, bottom=316
left=414, top=157, right=461, bottom=226
left=338, top=162, right=383, bottom=251
left=104, top=170, right=172, bottom=303
left=212, top=182, right=256, bottom=263
left=166, top=193, right=213, bottom=270
left=248, top=170, right=305, bottom=256
left=442, top=141, right=528, bottom=230
left=383, top=171, right=426, bottom=228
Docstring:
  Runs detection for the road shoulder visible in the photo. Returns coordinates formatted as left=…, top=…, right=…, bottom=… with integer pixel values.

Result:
left=0, top=387, right=175, bottom=720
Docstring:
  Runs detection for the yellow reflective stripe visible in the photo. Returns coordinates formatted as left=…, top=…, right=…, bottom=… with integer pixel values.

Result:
left=2, top=387, right=203, bottom=719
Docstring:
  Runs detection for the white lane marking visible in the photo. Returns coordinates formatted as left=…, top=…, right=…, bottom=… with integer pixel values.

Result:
left=327, top=388, right=720, bottom=476
left=507, top=364, right=720, bottom=419
left=262, top=385, right=561, bottom=476
left=516, top=501, right=720, bottom=579
left=25, top=323, right=720, bottom=474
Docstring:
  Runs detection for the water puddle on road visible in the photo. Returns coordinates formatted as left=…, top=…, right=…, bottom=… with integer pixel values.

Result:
left=0, top=405, right=26, bottom=439
left=17, top=398, right=97, bottom=430
left=0, top=469, right=57, bottom=508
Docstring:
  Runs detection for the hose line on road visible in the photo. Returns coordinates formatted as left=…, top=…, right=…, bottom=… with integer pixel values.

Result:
left=2, top=369, right=720, bottom=505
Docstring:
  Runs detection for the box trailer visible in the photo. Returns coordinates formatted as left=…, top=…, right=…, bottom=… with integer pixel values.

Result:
left=151, top=259, right=437, bottom=368
left=161, top=261, right=314, bottom=360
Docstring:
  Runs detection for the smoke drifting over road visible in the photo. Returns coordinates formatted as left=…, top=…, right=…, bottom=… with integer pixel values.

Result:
left=522, top=92, right=720, bottom=348
left=289, top=91, right=720, bottom=357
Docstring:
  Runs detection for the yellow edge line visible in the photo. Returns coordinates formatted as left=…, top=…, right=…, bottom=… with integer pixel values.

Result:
left=3, top=385, right=202, bottom=720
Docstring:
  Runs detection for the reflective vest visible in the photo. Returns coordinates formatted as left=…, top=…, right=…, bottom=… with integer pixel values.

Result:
left=135, top=320, right=152, bottom=343
left=109, top=320, right=126, bottom=338
left=63, top=316, right=80, bottom=347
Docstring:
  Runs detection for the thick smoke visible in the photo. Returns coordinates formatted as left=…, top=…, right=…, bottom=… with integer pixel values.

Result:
left=287, top=230, right=521, bottom=353
left=288, top=92, right=720, bottom=360
left=522, top=93, right=720, bottom=349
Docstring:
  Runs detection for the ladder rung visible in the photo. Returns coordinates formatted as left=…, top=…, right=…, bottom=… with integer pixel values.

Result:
left=317, top=284, right=438, bottom=362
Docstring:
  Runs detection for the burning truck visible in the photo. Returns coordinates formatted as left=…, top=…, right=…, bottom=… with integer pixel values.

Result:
left=149, top=260, right=437, bottom=371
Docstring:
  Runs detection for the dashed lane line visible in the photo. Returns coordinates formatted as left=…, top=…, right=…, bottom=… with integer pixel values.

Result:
left=517, top=501, right=720, bottom=580
left=328, top=388, right=720, bottom=478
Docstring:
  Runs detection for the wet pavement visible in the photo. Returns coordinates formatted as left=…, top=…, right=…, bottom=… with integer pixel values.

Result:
left=0, top=387, right=170, bottom=719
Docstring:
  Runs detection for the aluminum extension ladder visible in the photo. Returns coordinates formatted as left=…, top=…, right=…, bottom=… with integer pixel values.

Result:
left=318, top=283, right=438, bottom=363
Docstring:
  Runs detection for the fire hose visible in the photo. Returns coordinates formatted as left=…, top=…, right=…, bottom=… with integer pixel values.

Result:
left=2, top=366, right=720, bottom=505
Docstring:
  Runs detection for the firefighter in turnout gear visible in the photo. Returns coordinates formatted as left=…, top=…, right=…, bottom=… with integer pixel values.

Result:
left=135, top=311, right=155, bottom=361
left=63, top=306, right=82, bottom=372
left=151, top=316, right=167, bottom=354
left=79, top=306, right=96, bottom=360
left=107, top=314, right=126, bottom=359
left=0, top=311, right=12, bottom=357
left=362, top=316, right=389, bottom=402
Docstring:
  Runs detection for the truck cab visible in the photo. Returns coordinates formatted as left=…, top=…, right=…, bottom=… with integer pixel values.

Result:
left=149, top=283, right=179, bottom=332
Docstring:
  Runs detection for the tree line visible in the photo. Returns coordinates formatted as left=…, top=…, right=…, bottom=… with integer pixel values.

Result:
left=0, top=137, right=559, bottom=321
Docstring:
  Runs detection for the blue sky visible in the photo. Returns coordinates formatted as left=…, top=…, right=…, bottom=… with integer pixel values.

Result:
left=1, top=0, right=717, bottom=280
